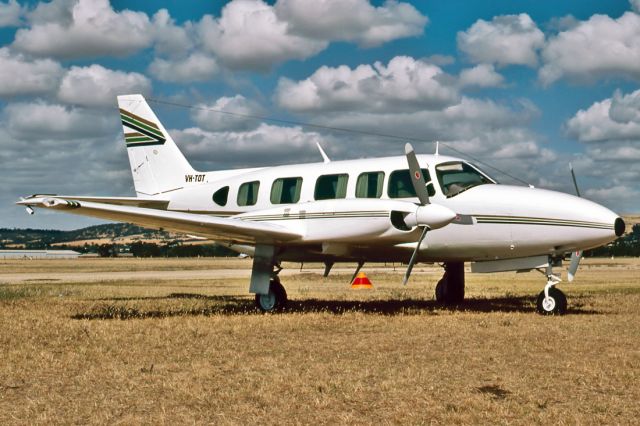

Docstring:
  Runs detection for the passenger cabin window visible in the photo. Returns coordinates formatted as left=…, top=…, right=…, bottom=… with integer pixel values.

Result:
left=271, top=177, right=302, bottom=204
left=356, top=172, right=384, bottom=198
left=212, top=186, right=229, bottom=206
left=436, top=162, right=494, bottom=197
left=237, top=181, right=260, bottom=206
left=388, top=169, right=435, bottom=198
left=314, top=174, right=348, bottom=200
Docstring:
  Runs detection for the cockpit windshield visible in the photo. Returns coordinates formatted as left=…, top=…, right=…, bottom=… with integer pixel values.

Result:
left=435, top=161, right=495, bottom=197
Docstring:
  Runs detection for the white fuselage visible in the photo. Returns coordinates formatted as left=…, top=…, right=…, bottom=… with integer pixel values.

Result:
left=160, top=154, right=621, bottom=263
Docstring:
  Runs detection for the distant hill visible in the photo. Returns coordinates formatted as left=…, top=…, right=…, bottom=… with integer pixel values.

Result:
left=0, top=223, right=237, bottom=257
left=624, top=215, right=640, bottom=228
left=0, top=223, right=178, bottom=249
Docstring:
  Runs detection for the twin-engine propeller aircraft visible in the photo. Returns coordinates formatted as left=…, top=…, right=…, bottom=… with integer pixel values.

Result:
left=18, top=95, right=626, bottom=314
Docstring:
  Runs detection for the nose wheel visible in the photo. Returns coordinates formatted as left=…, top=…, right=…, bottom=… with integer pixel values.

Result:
left=536, top=287, right=567, bottom=315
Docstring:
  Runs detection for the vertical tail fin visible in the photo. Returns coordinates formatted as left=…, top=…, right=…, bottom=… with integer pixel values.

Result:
left=117, top=94, right=195, bottom=196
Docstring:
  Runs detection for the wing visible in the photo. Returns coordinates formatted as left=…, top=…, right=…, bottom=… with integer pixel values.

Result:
left=24, top=195, right=170, bottom=209
left=17, top=196, right=301, bottom=244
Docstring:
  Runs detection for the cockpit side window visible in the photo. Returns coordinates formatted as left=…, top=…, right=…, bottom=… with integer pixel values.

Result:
left=436, top=162, right=494, bottom=197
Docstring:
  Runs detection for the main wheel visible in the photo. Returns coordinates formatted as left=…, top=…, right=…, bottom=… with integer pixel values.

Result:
left=536, top=287, right=567, bottom=315
left=255, top=279, right=288, bottom=312
left=435, top=262, right=465, bottom=305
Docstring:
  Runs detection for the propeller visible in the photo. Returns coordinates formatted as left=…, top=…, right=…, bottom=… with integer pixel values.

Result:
left=402, top=143, right=456, bottom=285
left=567, top=163, right=583, bottom=282
left=405, top=143, right=431, bottom=205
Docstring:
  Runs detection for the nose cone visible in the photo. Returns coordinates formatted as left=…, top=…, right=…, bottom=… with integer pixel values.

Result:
left=459, top=185, right=624, bottom=252
left=615, top=217, right=626, bottom=237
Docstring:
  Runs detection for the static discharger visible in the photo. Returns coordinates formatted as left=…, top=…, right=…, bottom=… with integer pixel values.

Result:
left=351, top=272, right=373, bottom=289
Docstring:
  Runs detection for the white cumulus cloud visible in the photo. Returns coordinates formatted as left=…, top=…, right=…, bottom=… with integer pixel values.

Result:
left=173, top=123, right=325, bottom=169
left=197, top=0, right=427, bottom=71
left=540, top=12, right=640, bottom=85
left=57, top=64, right=151, bottom=107
left=566, top=90, right=640, bottom=143
left=0, top=0, right=23, bottom=27
left=4, top=101, right=116, bottom=141
left=0, top=47, right=63, bottom=97
left=198, top=0, right=327, bottom=71
left=191, top=95, right=264, bottom=132
left=457, top=14, right=544, bottom=67
left=275, top=56, right=459, bottom=112
left=458, top=64, right=505, bottom=88
left=149, top=53, right=218, bottom=83
left=151, top=9, right=194, bottom=57
left=275, top=0, right=427, bottom=47
left=13, top=0, right=153, bottom=59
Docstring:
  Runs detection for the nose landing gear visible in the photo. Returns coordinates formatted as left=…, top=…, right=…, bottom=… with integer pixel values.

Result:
left=536, top=262, right=567, bottom=315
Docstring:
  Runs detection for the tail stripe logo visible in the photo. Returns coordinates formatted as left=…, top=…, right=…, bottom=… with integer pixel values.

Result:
left=120, top=108, right=166, bottom=147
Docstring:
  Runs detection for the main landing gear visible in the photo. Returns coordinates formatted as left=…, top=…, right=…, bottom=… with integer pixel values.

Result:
left=535, top=263, right=567, bottom=315
left=255, top=276, right=288, bottom=312
left=250, top=244, right=288, bottom=313
left=435, top=262, right=465, bottom=305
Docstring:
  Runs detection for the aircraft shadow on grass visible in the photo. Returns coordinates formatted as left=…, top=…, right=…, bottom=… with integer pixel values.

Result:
left=71, top=293, right=600, bottom=320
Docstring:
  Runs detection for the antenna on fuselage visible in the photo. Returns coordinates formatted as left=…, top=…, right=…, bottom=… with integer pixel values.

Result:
left=435, top=141, right=440, bottom=156
left=316, top=142, right=331, bottom=163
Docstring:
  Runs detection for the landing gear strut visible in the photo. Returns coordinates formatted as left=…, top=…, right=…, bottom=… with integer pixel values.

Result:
left=435, top=262, right=465, bottom=305
left=536, top=263, right=567, bottom=315
left=250, top=244, right=288, bottom=313
left=255, top=277, right=288, bottom=312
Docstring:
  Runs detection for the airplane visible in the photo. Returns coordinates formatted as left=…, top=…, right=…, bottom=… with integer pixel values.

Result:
left=17, top=94, right=626, bottom=315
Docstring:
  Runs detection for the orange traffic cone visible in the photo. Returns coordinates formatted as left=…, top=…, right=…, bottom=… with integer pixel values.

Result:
left=351, top=272, right=373, bottom=289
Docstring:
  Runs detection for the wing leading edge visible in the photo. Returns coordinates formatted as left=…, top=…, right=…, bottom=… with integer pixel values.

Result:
left=17, top=196, right=301, bottom=244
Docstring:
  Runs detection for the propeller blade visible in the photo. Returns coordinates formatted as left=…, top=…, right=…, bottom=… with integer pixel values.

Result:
left=568, top=250, right=583, bottom=282
left=568, top=163, right=583, bottom=282
left=569, top=163, right=581, bottom=197
left=403, top=226, right=429, bottom=285
left=405, top=143, right=430, bottom=205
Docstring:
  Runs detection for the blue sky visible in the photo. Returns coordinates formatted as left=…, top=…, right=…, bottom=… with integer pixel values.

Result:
left=1, top=0, right=639, bottom=229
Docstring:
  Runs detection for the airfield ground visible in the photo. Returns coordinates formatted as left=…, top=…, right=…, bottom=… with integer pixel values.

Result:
left=0, top=257, right=639, bottom=424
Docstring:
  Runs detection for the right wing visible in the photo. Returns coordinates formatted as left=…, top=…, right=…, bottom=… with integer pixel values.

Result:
left=17, top=196, right=301, bottom=244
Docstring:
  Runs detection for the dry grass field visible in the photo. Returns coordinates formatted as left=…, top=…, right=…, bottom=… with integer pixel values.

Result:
left=1, top=257, right=639, bottom=425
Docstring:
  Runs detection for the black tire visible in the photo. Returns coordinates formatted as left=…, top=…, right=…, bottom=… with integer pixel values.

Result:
left=435, top=262, right=465, bottom=305
left=255, top=279, right=288, bottom=312
left=435, top=277, right=446, bottom=302
left=536, top=287, right=567, bottom=315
